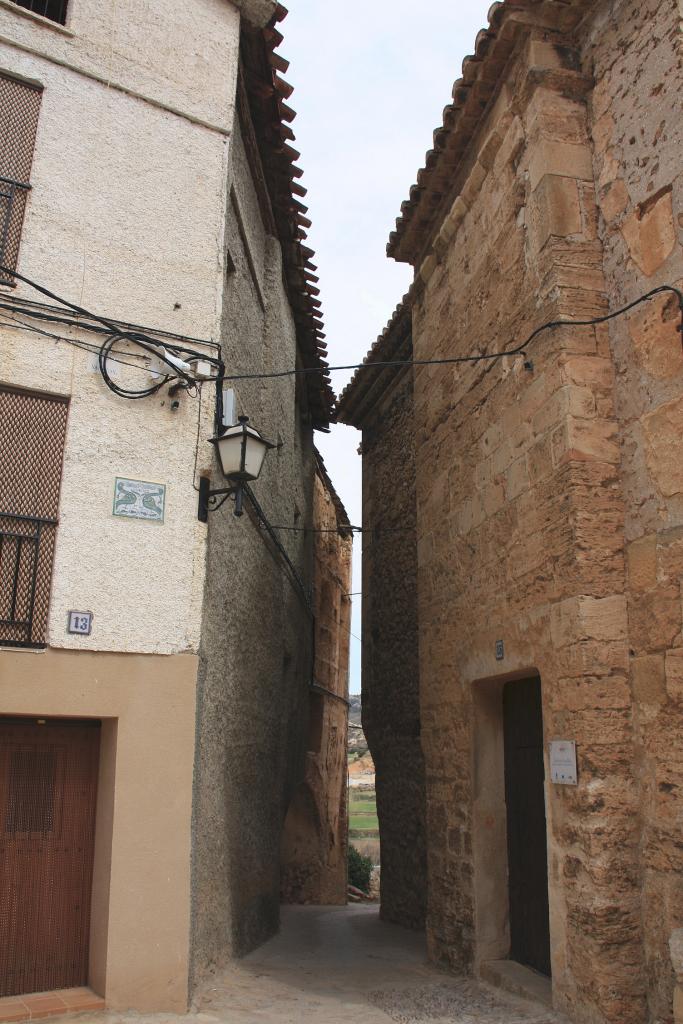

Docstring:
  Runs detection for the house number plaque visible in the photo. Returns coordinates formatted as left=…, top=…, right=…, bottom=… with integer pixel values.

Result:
left=67, top=610, right=93, bottom=635
left=549, top=740, right=578, bottom=785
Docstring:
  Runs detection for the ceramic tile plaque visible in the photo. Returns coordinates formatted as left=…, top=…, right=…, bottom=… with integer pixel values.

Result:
left=67, top=610, right=93, bottom=635
left=113, top=478, right=166, bottom=522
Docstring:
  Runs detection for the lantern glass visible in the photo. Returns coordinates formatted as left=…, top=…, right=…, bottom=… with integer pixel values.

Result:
left=211, top=417, right=274, bottom=482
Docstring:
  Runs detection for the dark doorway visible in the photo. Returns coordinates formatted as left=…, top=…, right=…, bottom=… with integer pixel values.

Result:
left=503, top=677, right=551, bottom=977
left=0, top=718, right=100, bottom=996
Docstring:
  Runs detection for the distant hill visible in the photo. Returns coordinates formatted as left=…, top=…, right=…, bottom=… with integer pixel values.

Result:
left=349, top=694, right=362, bottom=727
left=348, top=695, right=368, bottom=759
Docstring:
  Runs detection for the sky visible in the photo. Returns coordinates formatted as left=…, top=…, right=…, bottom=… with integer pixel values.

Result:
left=281, top=1, right=494, bottom=693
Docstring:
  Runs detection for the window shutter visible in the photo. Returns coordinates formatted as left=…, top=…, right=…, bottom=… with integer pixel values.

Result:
left=0, top=74, right=42, bottom=284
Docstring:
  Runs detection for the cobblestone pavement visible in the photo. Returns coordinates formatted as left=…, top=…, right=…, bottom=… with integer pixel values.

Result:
left=57, top=906, right=569, bottom=1024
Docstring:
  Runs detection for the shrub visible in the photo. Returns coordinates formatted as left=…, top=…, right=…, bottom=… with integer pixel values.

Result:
left=348, top=843, right=373, bottom=892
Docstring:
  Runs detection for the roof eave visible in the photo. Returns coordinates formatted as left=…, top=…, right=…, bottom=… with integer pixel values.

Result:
left=335, top=290, right=414, bottom=428
left=387, top=0, right=595, bottom=265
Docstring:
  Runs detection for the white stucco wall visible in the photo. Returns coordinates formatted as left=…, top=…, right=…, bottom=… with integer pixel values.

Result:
left=0, top=0, right=241, bottom=130
left=0, top=0, right=242, bottom=654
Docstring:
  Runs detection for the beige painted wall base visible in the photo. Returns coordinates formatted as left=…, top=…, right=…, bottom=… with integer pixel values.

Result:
left=0, top=648, right=197, bottom=1013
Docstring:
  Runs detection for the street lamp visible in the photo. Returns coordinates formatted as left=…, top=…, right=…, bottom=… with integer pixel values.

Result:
left=198, top=415, right=275, bottom=521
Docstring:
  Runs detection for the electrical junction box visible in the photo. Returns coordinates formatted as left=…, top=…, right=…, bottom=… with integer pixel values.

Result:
left=222, top=387, right=237, bottom=427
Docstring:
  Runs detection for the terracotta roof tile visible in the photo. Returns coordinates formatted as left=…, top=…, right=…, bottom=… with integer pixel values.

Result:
left=241, top=7, right=335, bottom=427
left=335, top=289, right=415, bottom=427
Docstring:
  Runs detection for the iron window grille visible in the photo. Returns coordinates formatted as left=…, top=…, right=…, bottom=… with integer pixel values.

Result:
left=0, top=512, right=59, bottom=648
left=0, top=388, right=68, bottom=649
left=7, top=0, right=68, bottom=24
left=0, top=74, right=43, bottom=284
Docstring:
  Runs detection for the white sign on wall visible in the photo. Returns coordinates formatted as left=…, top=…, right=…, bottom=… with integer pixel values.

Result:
left=549, top=740, right=578, bottom=785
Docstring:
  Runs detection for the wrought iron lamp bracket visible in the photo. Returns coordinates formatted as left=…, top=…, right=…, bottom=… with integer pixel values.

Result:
left=198, top=477, right=244, bottom=521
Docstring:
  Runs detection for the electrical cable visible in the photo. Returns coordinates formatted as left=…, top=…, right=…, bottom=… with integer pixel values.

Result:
left=2, top=268, right=679, bottom=395
left=3, top=266, right=679, bottom=389
left=191, top=384, right=205, bottom=493
left=0, top=295, right=221, bottom=351
left=0, top=311, right=165, bottom=376
left=265, top=522, right=411, bottom=535
left=0, top=265, right=225, bottom=401
left=219, top=285, right=683, bottom=382
left=242, top=483, right=314, bottom=617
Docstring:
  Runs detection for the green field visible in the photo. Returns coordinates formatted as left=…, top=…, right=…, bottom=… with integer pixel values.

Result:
left=349, top=787, right=379, bottom=837
left=350, top=815, right=379, bottom=831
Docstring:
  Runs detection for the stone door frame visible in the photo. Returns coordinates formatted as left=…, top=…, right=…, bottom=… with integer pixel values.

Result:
left=471, top=668, right=552, bottom=983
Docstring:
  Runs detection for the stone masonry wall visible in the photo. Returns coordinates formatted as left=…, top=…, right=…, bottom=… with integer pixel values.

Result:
left=582, top=2, right=683, bottom=1020
left=191, top=118, right=316, bottom=981
left=361, top=366, right=427, bottom=930
left=411, top=27, right=645, bottom=1024
left=280, top=465, right=352, bottom=906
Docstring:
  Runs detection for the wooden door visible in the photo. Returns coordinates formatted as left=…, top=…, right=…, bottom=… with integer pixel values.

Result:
left=503, top=678, right=551, bottom=977
left=0, top=718, right=100, bottom=996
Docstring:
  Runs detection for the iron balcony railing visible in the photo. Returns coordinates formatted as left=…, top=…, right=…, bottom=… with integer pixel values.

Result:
left=0, top=176, right=31, bottom=284
left=0, top=511, right=57, bottom=648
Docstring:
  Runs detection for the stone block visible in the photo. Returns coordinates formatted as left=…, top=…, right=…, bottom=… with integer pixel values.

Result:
left=563, top=417, right=620, bottom=465
left=479, top=128, right=504, bottom=172
left=532, top=387, right=570, bottom=436
left=420, top=253, right=438, bottom=284
left=461, top=161, right=488, bottom=206
left=600, top=179, right=629, bottom=223
left=578, top=594, right=628, bottom=642
left=626, top=535, right=657, bottom=592
left=665, top=649, right=683, bottom=703
left=591, top=76, right=612, bottom=122
left=528, top=38, right=568, bottom=72
left=527, top=435, right=554, bottom=485
left=631, top=654, right=666, bottom=705
left=482, top=481, right=505, bottom=518
left=558, top=674, right=631, bottom=711
left=643, top=395, right=683, bottom=497
left=530, top=174, right=582, bottom=251
left=444, top=196, right=469, bottom=239
left=568, top=385, right=597, bottom=419
left=628, top=295, right=682, bottom=381
left=598, top=149, right=621, bottom=190
left=620, top=186, right=676, bottom=277
left=658, top=528, right=683, bottom=578
left=495, top=116, right=525, bottom=172
left=562, top=638, right=630, bottom=677
left=529, top=140, right=594, bottom=191
left=561, top=356, right=614, bottom=390
left=591, top=111, right=615, bottom=156
left=629, top=585, right=682, bottom=653
left=551, top=595, right=628, bottom=649
left=504, top=456, right=530, bottom=501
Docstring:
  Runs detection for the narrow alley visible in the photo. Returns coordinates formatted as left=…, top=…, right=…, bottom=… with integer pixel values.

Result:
left=1, top=1, right=682, bottom=1024
left=60, top=907, right=565, bottom=1024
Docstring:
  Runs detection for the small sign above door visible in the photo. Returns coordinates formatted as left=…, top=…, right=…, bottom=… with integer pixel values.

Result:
left=549, top=740, right=578, bottom=785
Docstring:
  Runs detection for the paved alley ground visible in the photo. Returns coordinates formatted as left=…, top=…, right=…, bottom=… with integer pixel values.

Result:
left=64, top=905, right=568, bottom=1024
